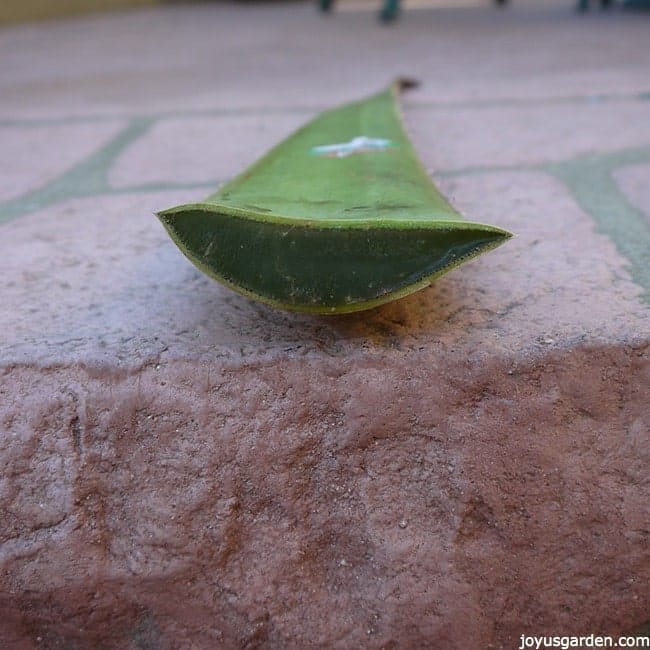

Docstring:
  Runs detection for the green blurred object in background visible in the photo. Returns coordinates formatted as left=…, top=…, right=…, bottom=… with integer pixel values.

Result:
left=318, top=0, right=647, bottom=22
left=3, top=0, right=648, bottom=25
left=0, top=0, right=157, bottom=24
left=319, top=0, right=511, bottom=23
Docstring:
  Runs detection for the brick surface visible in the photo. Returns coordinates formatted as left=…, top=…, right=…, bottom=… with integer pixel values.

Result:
left=0, top=1, right=648, bottom=648
left=108, top=114, right=309, bottom=188
left=0, top=122, right=127, bottom=202
left=407, top=101, right=650, bottom=169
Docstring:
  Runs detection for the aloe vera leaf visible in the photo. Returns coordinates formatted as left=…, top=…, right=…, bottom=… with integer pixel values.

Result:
left=158, top=81, right=512, bottom=314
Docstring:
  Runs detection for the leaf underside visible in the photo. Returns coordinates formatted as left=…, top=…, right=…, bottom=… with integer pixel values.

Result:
left=158, top=81, right=512, bottom=314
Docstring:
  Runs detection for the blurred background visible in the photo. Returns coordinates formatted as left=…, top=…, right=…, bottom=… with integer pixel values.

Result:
left=2, top=0, right=649, bottom=118
left=1, top=0, right=649, bottom=24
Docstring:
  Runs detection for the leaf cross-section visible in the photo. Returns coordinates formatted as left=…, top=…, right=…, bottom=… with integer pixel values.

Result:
left=158, top=81, right=512, bottom=313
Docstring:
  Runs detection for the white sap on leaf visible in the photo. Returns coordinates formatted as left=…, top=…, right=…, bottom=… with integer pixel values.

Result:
left=310, top=136, right=394, bottom=158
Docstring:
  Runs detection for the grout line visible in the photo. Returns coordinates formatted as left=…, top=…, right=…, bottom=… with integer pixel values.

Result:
left=546, top=146, right=650, bottom=303
left=0, top=91, right=648, bottom=128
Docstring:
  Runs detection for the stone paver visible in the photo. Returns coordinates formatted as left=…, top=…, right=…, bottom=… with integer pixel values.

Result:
left=408, top=100, right=650, bottom=169
left=0, top=121, right=127, bottom=202
left=108, top=114, right=309, bottom=188
left=0, top=1, right=648, bottom=648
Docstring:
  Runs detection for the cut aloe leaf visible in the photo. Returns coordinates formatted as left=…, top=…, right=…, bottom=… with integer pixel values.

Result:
left=158, top=80, right=512, bottom=314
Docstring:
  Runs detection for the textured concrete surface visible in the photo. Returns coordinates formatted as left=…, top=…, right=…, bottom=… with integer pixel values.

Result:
left=1, top=1, right=649, bottom=648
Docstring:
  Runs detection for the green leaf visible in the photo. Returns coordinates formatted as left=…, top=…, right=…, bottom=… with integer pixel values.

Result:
left=158, top=80, right=512, bottom=314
